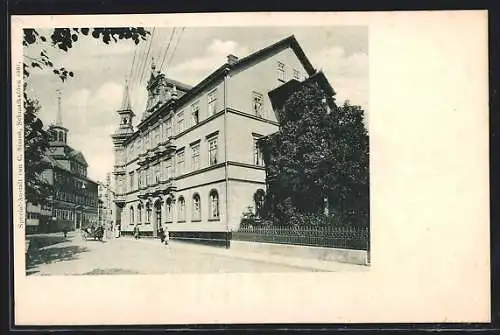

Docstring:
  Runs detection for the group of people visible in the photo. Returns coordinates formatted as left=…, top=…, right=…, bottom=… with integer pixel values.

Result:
left=132, top=224, right=169, bottom=245
left=80, top=224, right=105, bottom=240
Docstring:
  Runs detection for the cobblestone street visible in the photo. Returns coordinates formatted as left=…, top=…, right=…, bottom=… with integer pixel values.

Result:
left=26, top=232, right=323, bottom=275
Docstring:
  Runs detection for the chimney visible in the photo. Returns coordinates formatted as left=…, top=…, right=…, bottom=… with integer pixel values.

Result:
left=227, top=54, right=238, bottom=65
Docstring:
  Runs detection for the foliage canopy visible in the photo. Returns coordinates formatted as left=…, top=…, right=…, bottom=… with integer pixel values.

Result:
left=260, top=80, right=369, bottom=227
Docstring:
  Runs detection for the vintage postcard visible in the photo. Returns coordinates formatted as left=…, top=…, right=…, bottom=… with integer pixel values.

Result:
left=11, top=11, right=489, bottom=325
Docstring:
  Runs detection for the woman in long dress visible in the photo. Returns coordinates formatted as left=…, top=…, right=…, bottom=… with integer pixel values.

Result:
left=113, top=223, right=119, bottom=238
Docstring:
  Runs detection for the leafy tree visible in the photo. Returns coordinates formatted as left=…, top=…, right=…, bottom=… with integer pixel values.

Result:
left=22, top=27, right=150, bottom=206
left=23, top=27, right=150, bottom=81
left=24, top=85, right=51, bottom=205
left=261, top=80, right=369, bottom=227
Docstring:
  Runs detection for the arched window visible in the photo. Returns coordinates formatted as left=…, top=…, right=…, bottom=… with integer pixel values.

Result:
left=130, top=206, right=134, bottom=225
left=209, top=189, right=220, bottom=220
left=254, top=189, right=265, bottom=218
left=178, top=196, right=185, bottom=222
left=146, top=202, right=151, bottom=224
left=166, top=197, right=173, bottom=222
left=58, top=131, right=63, bottom=142
left=137, top=203, right=142, bottom=224
left=192, top=193, right=201, bottom=221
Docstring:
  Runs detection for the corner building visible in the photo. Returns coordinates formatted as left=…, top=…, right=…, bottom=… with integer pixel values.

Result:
left=112, top=35, right=319, bottom=236
left=26, top=92, right=99, bottom=234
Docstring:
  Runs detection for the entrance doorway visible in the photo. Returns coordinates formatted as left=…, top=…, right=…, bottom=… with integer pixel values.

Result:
left=154, top=200, right=162, bottom=238
left=76, top=212, right=82, bottom=229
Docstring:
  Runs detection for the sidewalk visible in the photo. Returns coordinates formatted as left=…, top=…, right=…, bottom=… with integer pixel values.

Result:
left=131, top=237, right=369, bottom=272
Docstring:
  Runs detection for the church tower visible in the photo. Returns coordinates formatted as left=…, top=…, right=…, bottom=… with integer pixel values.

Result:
left=111, top=81, right=135, bottom=226
left=48, top=89, right=69, bottom=146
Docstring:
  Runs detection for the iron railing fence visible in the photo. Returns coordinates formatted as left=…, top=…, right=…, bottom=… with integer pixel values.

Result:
left=233, top=225, right=369, bottom=250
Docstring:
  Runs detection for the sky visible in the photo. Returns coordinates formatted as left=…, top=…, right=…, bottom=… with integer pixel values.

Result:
left=24, top=26, right=368, bottom=183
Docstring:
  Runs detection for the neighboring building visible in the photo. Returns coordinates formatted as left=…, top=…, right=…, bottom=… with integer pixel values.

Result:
left=26, top=91, right=99, bottom=234
left=97, top=173, right=115, bottom=228
left=112, top=35, right=325, bottom=236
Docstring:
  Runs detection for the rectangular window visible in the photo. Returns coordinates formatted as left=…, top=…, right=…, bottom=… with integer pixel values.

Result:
left=277, top=61, right=285, bottom=82
left=154, top=127, right=160, bottom=147
left=208, top=137, right=218, bottom=166
left=191, top=101, right=200, bottom=125
left=129, top=172, right=134, bottom=191
left=191, top=143, right=200, bottom=171
left=166, top=119, right=172, bottom=138
left=155, top=164, right=160, bottom=184
left=177, top=111, right=185, bottom=134
left=208, top=89, right=217, bottom=116
left=293, top=69, right=300, bottom=80
left=253, top=136, right=264, bottom=166
left=165, top=159, right=172, bottom=180
left=161, top=122, right=166, bottom=141
left=252, top=91, right=264, bottom=117
left=160, top=160, right=165, bottom=181
left=137, top=169, right=140, bottom=189
left=177, top=150, right=185, bottom=176
left=145, top=132, right=150, bottom=150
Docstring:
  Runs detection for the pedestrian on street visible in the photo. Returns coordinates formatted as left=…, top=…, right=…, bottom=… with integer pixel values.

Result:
left=158, top=226, right=165, bottom=243
left=134, top=224, right=140, bottom=239
left=62, top=225, right=68, bottom=238
left=115, top=223, right=121, bottom=238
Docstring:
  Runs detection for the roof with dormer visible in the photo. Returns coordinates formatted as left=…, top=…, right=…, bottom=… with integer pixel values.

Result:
left=136, top=35, right=316, bottom=126
left=268, top=70, right=336, bottom=111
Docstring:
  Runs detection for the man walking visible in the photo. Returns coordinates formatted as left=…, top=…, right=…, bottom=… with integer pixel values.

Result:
left=133, top=224, right=140, bottom=239
left=158, top=226, right=165, bottom=243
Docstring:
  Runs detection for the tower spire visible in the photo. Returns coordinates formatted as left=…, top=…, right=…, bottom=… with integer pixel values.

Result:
left=113, top=79, right=135, bottom=137
left=120, top=80, right=132, bottom=111
left=56, top=89, right=63, bottom=126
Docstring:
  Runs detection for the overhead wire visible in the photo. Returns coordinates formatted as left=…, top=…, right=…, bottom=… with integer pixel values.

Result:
left=132, top=27, right=156, bottom=112
left=164, top=27, right=185, bottom=73
left=128, top=30, right=149, bottom=110
left=159, top=27, right=176, bottom=73
left=138, top=27, right=156, bottom=87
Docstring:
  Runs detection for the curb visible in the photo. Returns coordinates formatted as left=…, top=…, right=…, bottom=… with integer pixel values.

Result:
left=169, top=241, right=368, bottom=272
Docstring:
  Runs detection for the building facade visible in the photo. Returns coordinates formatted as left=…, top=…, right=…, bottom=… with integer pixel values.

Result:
left=112, top=35, right=321, bottom=236
left=26, top=92, right=99, bottom=234
left=97, top=173, right=115, bottom=229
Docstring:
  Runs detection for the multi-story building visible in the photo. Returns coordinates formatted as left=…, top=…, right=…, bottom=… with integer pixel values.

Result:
left=26, top=92, right=99, bottom=234
left=112, top=35, right=325, bottom=237
left=97, top=173, right=115, bottom=229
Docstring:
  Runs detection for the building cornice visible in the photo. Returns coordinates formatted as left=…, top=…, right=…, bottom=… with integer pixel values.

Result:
left=226, top=108, right=280, bottom=126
